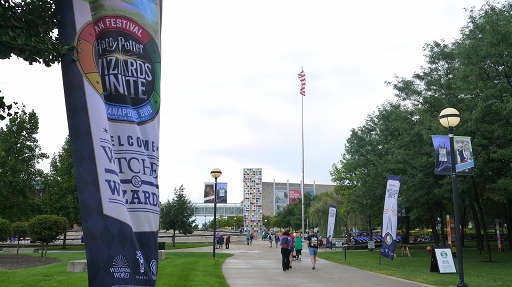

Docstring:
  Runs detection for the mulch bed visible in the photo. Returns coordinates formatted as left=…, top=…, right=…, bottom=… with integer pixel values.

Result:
left=0, top=254, right=60, bottom=270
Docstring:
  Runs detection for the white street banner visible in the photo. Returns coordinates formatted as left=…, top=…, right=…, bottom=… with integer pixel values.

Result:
left=326, top=205, right=336, bottom=249
left=55, top=0, right=162, bottom=286
left=380, top=175, right=401, bottom=260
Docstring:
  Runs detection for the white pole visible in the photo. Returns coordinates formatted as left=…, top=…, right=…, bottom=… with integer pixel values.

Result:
left=301, top=66, right=305, bottom=234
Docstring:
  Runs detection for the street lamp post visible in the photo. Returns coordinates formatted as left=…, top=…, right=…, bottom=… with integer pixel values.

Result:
left=439, top=108, right=467, bottom=287
left=211, top=168, right=222, bottom=259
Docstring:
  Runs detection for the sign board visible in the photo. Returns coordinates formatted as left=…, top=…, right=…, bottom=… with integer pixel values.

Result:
left=368, top=241, right=375, bottom=249
left=335, top=241, right=345, bottom=248
left=430, top=247, right=456, bottom=273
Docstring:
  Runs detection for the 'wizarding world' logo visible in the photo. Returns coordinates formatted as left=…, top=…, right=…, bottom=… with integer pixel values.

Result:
left=76, top=16, right=161, bottom=124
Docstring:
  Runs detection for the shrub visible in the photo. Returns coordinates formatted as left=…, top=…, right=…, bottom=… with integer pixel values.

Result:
left=0, top=218, right=12, bottom=242
left=28, top=215, right=68, bottom=260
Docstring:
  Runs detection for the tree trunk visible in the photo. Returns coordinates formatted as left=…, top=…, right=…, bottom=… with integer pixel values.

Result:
left=471, top=203, right=482, bottom=254
left=461, top=197, right=467, bottom=247
left=472, top=178, right=492, bottom=262
left=506, top=199, right=512, bottom=250
left=431, top=217, right=440, bottom=246
left=172, top=230, right=176, bottom=247
left=440, top=208, right=446, bottom=247
left=43, top=243, right=48, bottom=263
left=62, top=232, right=67, bottom=249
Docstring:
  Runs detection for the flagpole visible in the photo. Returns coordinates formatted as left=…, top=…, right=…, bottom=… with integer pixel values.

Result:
left=301, top=66, right=305, bottom=234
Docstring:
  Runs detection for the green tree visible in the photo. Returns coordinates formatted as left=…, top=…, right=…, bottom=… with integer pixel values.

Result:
left=0, top=110, right=48, bottom=222
left=11, top=221, right=28, bottom=254
left=0, top=92, right=24, bottom=121
left=0, top=0, right=65, bottom=67
left=308, top=191, right=344, bottom=237
left=41, top=136, right=81, bottom=248
left=262, top=214, right=276, bottom=229
left=27, top=215, right=68, bottom=261
left=160, top=185, right=196, bottom=246
left=275, top=202, right=302, bottom=231
left=0, top=218, right=12, bottom=242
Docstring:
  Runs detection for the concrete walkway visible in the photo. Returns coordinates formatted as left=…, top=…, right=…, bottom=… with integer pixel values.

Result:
left=169, top=239, right=435, bottom=287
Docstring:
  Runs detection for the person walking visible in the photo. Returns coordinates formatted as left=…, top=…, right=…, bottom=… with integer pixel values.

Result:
left=306, top=229, right=319, bottom=269
left=215, top=232, right=221, bottom=249
left=287, top=229, right=295, bottom=269
left=275, top=232, right=280, bottom=247
left=268, top=232, right=273, bottom=247
left=225, top=235, right=231, bottom=249
left=219, top=234, right=225, bottom=249
left=295, top=232, right=303, bottom=261
left=279, top=230, right=292, bottom=271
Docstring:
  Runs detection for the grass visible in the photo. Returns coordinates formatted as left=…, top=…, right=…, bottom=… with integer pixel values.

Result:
left=2, top=242, right=510, bottom=287
left=319, top=243, right=512, bottom=287
left=0, top=252, right=88, bottom=287
left=0, top=246, right=230, bottom=287
left=158, top=253, right=231, bottom=287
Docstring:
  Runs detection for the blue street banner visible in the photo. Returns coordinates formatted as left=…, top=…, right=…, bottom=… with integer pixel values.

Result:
left=380, top=175, right=401, bottom=260
left=55, top=1, right=162, bottom=286
left=216, top=182, right=228, bottom=203
left=432, top=135, right=474, bottom=175
left=326, top=205, right=336, bottom=249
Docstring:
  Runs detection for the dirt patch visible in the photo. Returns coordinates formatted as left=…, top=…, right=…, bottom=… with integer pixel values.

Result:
left=0, top=254, right=60, bottom=270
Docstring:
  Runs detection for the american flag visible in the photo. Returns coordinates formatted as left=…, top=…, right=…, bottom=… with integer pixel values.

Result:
left=298, top=70, right=306, bottom=96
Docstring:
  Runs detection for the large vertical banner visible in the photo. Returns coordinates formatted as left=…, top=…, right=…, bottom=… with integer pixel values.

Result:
left=380, top=175, right=401, bottom=261
left=275, top=190, right=288, bottom=212
left=326, top=205, right=336, bottom=248
left=288, top=189, right=301, bottom=204
left=55, top=1, right=162, bottom=286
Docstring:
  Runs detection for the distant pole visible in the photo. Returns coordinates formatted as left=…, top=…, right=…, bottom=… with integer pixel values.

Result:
left=213, top=176, right=217, bottom=258
left=210, top=168, right=222, bottom=259
left=301, top=66, right=305, bottom=234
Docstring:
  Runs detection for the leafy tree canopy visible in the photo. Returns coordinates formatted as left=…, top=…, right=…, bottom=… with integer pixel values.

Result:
left=41, top=136, right=81, bottom=228
left=0, top=110, right=48, bottom=222
left=0, top=0, right=65, bottom=67
left=160, top=185, right=196, bottom=245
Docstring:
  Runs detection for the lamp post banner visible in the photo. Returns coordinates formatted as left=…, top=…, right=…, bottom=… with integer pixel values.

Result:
left=380, top=175, right=401, bottom=260
left=432, top=135, right=474, bottom=175
left=216, top=182, right=228, bottom=203
left=55, top=1, right=162, bottom=286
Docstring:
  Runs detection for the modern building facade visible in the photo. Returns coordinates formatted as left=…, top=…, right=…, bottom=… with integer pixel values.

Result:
left=262, top=181, right=335, bottom=216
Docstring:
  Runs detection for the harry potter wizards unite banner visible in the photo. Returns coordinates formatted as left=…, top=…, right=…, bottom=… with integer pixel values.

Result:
left=380, top=175, right=401, bottom=261
left=55, top=0, right=162, bottom=286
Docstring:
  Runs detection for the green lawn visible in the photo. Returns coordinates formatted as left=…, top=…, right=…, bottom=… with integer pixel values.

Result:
left=319, top=243, right=512, bottom=287
left=0, top=248, right=230, bottom=287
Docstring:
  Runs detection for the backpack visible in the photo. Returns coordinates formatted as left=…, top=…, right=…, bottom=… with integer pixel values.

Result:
left=310, top=236, right=318, bottom=247
left=280, top=236, right=290, bottom=249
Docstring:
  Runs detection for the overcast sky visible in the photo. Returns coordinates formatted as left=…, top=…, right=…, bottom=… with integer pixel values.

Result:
left=0, top=0, right=488, bottom=204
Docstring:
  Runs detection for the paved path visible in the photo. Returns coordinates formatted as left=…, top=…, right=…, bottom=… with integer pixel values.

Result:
left=169, top=239, right=435, bottom=287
